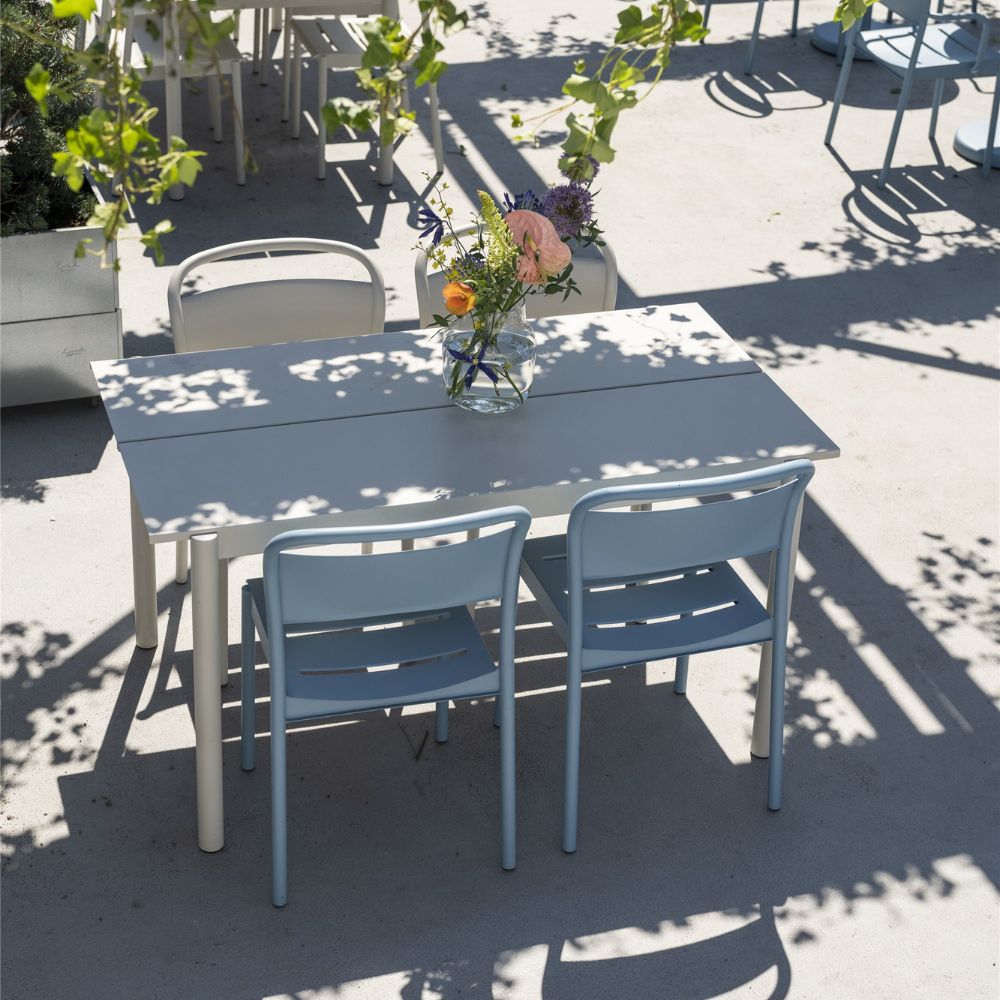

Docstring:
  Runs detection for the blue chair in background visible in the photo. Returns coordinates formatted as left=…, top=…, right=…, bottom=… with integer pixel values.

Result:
left=825, top=0, right=1000, bottom=184
left=242, top=508, right=530, bottom=906
left=701, top=0, right=801, bottom=76
left=519, top=461, right=814, bottom=854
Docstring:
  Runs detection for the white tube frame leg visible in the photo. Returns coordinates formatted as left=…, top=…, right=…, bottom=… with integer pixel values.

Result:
left=750, top=498, right=803, bottom=758
left=131, top=486, right=158, bottom=649
left=191, top=532, right=224, bottom=852
left=218, top=557, right=229, bottom=686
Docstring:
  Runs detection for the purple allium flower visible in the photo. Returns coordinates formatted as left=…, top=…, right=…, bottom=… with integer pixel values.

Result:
left=540, top=183, right=594, bottom=240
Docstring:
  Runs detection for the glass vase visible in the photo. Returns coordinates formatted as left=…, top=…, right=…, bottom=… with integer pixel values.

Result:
left=441, top=305, right=536, bottom=414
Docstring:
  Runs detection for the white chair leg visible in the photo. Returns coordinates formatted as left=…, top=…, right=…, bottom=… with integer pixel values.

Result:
left=429, top=81, right=444, bottom=176
left=175, top=537, right=189, bottom=584
left=878, top=69, right=917, bottom=188
left=281, top=18, right=292, bottom=122
left=208, top=75, right=223, bottom=141
left=260, top=8, right=270, bottom=85
left=231, top=63, right=246, bottom=185
left=929, top=78, right=944, bottom=139
left=316, top=57, right=327, bottom=179
left=291, top=34, right=302, bottom=139
left=252, top=8, right=261, bottom=73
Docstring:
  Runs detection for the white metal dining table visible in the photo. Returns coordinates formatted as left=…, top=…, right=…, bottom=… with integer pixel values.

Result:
left=93, top=303, right=839, bottom=852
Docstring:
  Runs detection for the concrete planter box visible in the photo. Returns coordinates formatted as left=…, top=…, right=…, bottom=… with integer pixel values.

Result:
left=1, top=226, right=123, bottom=407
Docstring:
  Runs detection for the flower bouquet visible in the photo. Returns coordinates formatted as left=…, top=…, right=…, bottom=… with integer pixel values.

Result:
left=417, top=162, right=604, bottom=413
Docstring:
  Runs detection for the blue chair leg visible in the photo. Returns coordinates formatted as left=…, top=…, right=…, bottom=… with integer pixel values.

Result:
left=825, top=29, right=857, bottom=145
left=240, top=586, right=256, bottom=772
left=983, top=75, right=1000, bottom=179
left=271, top=715, right=288, bottom=907
left=674, top=655, right=690, bottom=695
left=878, top=68, right=917, bottom=188
left=929, top=78, right=944, bottom=139
left=701, top=0, right=712, bottom=32
left=745, top=0, right=767, bottom=75
left=562, top=652, right=583, bottom=853
left=435, top=700, right=449, bottom=743
left=767, top=636, right=787, bottom=811
left=790, top=0, right=799, bottom=37
left=499, top=685, right=516, bottom=870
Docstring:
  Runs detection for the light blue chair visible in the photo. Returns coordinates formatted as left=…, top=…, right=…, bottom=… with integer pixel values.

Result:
left=519, top=461, right=815, bottom=854
left=825, top=0, right=1000, bottom=184
left=241, top=507, right=530, bottom=906
left=701, top=0, right=801, bottom=76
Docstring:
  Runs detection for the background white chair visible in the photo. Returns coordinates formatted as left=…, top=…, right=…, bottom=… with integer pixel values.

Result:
left=285, top=0, right=444, bottom=183
left=167, top=237, right=385, bottom=582
left=119, top=4, right=246, bottom=185
left=414, top=225, right=619, bottom=329
left=700, top=0, right=800, bottom=76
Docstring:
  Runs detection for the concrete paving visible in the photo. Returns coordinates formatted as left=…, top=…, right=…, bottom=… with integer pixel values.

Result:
left=2, top=1, right=999, bottom=997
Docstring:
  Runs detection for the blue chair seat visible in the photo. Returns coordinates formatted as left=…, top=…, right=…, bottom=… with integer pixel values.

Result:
left=520, top=534, right=772, bottom=674
left=246, top=577, right=499, bottom=722
left=861, top=23, right=999, bottom=79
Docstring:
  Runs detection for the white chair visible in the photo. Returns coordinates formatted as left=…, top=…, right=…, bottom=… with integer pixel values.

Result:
left=167, top=238, right=385, bottom=581
left=285, top=0, right=444, bottom=183
left=825, top=0, right=1000, bottom=184
left=119, top=5, right=246, bottom=185
left=701, top=0, right=800, bottom=76
left=414, top=225, right=619, bottom=329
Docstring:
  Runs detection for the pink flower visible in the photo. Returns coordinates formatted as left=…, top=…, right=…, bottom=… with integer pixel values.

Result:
left=504, top=209, right=572, bottom=285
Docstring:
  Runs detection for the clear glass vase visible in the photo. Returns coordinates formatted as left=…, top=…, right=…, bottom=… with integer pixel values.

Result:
left=441, top=305, right=536, bottom=414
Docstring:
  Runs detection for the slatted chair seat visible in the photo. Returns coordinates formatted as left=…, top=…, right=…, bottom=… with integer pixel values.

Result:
left=861, top=22, right=1000, bottom=79
left=520, top=535, right=772, bottom=674
left=245, top=578, right=499, bottom=720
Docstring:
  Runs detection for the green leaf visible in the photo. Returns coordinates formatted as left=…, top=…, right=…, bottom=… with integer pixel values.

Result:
left=175, top=154, right=202, bottom=187
left=24, top=64, right=51, bottom=117
left=51, top=0, right=97, bottom=20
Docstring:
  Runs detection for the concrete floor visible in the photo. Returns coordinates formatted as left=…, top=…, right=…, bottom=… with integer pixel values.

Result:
left=2, top=1, right=999, bottom=997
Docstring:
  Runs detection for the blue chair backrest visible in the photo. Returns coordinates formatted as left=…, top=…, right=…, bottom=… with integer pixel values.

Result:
left=875, top=0, right=929, bottom=24
left=565, top=460, right=814, bottom=642
left=262, top=506, right=530, bottom=646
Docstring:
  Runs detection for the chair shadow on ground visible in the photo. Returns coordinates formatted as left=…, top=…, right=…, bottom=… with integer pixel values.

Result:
left=2, top=479, right=998, bottom=997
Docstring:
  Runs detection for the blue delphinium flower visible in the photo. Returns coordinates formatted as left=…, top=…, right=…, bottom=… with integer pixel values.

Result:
left=457, top=251, right=486, bottom=280
left=447, top=345, right=498, bottom=389
left=540, top=183, right=594, bottom=240
left=501, top=190, right=542, bottom=213
left=417, top=205, right=445, bottom=245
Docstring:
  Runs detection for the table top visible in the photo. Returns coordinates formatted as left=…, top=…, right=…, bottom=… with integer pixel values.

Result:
left=94, top=304, right=839, bottom=551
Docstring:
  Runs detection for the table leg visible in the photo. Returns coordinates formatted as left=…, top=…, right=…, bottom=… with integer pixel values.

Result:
left=750, top=499, right=803, bottom=758
left=130, top=486, right=158, bottom=649
left=164, top=4, right=185, bottom=201
left=191, top=532, right=224, bottom=852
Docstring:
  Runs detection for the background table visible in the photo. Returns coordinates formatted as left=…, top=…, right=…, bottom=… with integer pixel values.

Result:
left=94, top=303, right=840, bottom=851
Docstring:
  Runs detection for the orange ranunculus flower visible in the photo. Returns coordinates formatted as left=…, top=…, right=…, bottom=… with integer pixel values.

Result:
left=443, top=281, right=477, bottom=316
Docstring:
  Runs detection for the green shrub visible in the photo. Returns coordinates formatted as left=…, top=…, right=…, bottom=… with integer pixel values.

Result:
left=1, top=0, right=95, bottom=235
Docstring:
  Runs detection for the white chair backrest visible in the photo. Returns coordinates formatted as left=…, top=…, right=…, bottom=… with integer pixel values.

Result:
left=414, top=224, right=619, bottom=328
left=168, top=238, right=386, bottom=354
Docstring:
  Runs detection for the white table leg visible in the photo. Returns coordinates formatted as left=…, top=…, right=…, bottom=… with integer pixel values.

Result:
left=130, top=486, right=158, bottom=649
left=191, top=532, right=224, bottom=852
left=164, top=4, right=185, bottom=201
left=750, top=499, right=803, bottom=758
